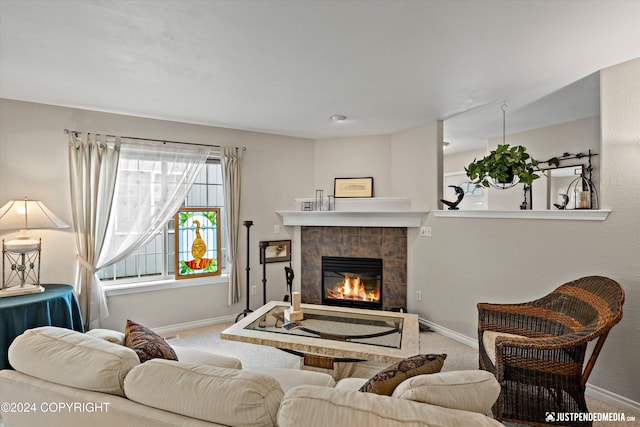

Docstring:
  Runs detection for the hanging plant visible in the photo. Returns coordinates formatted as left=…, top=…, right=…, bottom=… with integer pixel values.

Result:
left=465, top=144, right=543, bottom=188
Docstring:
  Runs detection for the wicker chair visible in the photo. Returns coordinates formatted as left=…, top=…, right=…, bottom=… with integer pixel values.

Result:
left=478, top=276, right=624, bottom=427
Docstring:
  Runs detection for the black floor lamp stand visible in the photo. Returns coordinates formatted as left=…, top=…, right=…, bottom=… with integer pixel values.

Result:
left=259, top=241, right=268, bottom=306
left=235, top=220, right=253, bottom=322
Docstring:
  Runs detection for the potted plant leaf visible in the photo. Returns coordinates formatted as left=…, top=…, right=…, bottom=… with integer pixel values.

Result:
left=465, top=144, right=543, bottom=189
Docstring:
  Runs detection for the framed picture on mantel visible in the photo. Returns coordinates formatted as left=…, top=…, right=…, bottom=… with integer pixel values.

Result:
left=334, top=177, right=374, bottom=198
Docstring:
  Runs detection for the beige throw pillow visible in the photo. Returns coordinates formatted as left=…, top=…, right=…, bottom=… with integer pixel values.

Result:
left=392, top=370, right=500, bottom=414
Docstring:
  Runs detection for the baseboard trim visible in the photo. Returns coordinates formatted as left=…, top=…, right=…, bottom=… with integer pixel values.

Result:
left=586, top=384, right=640, bottom=416
left=153, top=314, right=237, bottom=337
left=419, top=318, right=479, bottom=349
left=421, top=318, right=639, bottom=416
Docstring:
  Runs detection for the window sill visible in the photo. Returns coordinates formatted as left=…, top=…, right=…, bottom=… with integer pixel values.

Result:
left=432, top=209, right=611, bottom=221
left=104, top=274, right=228, bottom=296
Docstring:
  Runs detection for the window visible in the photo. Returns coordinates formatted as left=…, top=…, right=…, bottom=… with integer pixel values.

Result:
left=98, top=159, right=225, bottom=283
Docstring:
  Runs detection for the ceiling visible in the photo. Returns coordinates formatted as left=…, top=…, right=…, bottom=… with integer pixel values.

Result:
left=1, top=1, right=638, bottom=153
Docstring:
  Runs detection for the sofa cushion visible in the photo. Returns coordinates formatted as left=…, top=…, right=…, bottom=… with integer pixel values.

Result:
left=124, top=359, right=283, bottom=426
left=172, top=345, right=242, bottom=369
left=86, top=328, right=126, bottom=345
left=244, top=366, right=336, bottom=392
left=335, top=377, right=369, bottom=390
left=482, top=330, right=527, bottom=364
left=124, top=319, right=178, bottom=363
left=8, top=326, right=139, bottom=397
left=279, top=385, right=504, bottom=427
left=392, top=370, right=501, bottom=414
left=359, top=354, right=446, bottom=395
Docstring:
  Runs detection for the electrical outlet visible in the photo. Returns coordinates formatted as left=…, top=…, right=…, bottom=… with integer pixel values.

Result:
left=274, top=224, right=281, bottom=234
left=420, top=226, right=432, bottom=237
left=416, top=290, right=422, bottom=301
left=251, top=286, right=257, bottom=295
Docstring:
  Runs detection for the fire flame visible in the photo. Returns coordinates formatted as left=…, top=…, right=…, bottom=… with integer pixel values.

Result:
left=327, top=274, right=380, bottom=302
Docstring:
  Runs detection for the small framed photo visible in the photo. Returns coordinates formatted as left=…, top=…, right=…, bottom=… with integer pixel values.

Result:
left=334, top=177, right=374, bottom=198
left=174, top=208, right=221, bottom=280
left=260, top=240, right=291, bottom=264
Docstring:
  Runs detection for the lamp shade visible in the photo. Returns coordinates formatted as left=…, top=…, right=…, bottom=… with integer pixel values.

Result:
left=0, top=199, right=69, bottom=231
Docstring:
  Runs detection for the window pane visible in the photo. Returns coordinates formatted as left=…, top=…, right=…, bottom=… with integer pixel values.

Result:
left=143, top=254, right=154, bottom=276
left=195, top=166, right=207, bottom=183
left=208, top=186, right=216, bottom=206
left=216, top=186, right=224, bottom=206
left=188, top=184, right=206, bottom=206
left=138, top=235, right=162, bottom=276
left=97, top=267, right=112, bottom=281
left=115, top=258, right=126, bottom=278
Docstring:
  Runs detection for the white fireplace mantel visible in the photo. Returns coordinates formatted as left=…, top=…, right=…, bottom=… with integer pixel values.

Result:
left=276, top=210, right=428, bottom=227
left=276, top=197, right=427, bottom=227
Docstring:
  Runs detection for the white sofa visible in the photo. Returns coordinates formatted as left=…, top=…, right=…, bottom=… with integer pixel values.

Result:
left=0, top=327, right=503, bottom=426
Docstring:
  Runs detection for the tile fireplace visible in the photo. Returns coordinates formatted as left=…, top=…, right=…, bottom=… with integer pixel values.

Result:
left=300, top=226, right=407, bottom=311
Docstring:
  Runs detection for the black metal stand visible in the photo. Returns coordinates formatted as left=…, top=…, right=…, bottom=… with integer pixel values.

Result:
left=284, top=265, right=294, bottom=303
left=259, top=241, right=268, bottom=305
left=235, top=220, right=253, bottom=322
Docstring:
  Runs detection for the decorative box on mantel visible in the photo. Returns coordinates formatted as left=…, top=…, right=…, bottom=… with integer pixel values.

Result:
left=276, top=197, right=428, bottom=228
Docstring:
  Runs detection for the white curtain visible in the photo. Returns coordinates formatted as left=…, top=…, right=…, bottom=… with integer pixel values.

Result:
left=68, top=133, right=120, bottom=330
left=222, top=146, right=242, bottom=305
left=97, top=140, right=212, bottom=271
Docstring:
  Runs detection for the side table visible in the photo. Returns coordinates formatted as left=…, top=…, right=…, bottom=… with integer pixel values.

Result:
left=0, top=284, right=84, bottom=369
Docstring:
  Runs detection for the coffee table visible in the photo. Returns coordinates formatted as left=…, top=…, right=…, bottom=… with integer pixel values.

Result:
left=221, top=301, right=419, bottom=379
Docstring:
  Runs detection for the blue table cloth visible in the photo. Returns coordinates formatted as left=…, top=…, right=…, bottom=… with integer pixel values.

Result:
left=0, top=284, right=84, bottom=369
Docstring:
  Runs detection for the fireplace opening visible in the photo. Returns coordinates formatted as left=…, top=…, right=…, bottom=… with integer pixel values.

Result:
left=322, top=256, right=383, bottom=310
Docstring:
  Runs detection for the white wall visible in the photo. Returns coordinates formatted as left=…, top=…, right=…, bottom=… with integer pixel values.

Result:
left=443, top=148, right=486, bottom=175
left=596, top=58, right=640, bottom=400
left=389, top=122, right=442, bottom=211
left=0, top=99, right=315, bottom=330
left=313, top=134, right=392, bottom=197
left=312, top=122, right=441, bottom=210
left=417, top=58, right=640, bottom=403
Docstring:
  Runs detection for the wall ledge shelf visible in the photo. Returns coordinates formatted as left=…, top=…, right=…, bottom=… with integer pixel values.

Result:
left=432, top=209, right=611, bottom=221
left=276, top=210, right=428, bottom=227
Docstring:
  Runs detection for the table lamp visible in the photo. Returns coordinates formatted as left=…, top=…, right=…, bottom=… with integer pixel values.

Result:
left=0, top=197, right=69, bottom=296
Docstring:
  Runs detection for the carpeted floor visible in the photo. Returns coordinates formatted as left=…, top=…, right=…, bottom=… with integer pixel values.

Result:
left=169, top=322, right=638, bottom=427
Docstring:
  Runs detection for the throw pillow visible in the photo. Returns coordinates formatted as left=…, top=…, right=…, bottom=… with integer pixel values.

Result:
left=391, top=370, right=500, bottom=414
left=124, top=319, right=178, bottom=363
left=359, top=353, right=446, bottom=395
